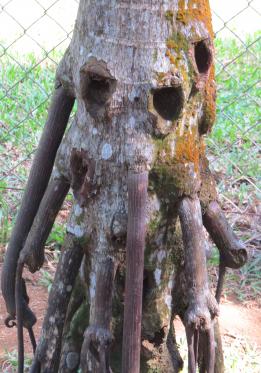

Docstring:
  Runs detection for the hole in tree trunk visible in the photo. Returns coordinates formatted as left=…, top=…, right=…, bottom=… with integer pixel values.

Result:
left=194, top=40, right=212, bottom=74
left=143, top=269, right=156, bottom=301
left=80, top=59, right=117, bottom=117
left=153, top=86, right=184, bottom=121
left=148, top=327, right=166, bottom=347
left=70, top=149, right=88, bottom=192
left=85, top=73, right=115, bottom=105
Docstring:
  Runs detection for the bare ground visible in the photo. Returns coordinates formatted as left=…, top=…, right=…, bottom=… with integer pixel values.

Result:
left=0, top=263, right=261, bottom=371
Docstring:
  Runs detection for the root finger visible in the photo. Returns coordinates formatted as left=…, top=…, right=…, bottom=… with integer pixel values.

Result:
left=1, top=86, right=74, bottom=330
left=20, top=175, right=70, bottom=273
left=15, top=261, right=24, bottom=373
left=31, top=234, right=83, bottom=372
left=186, top=326, right=196, bottom=373
left=206, top=325, right=215, bottom=373
left=203, top=201, right=247, bottom=269
left=194, top=328, right=199, bottom=366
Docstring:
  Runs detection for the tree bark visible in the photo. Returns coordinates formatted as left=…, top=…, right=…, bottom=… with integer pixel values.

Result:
left=122, top=171, right=148, bottom=373
left=2, top=1, right=247, bottom=372
left=31, top=234, right=84, bottom=372
left=2, top=86, right=74, bottom=327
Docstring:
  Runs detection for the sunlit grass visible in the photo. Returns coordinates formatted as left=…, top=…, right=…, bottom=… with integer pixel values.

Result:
left=177, top=335, right=260, bottom=373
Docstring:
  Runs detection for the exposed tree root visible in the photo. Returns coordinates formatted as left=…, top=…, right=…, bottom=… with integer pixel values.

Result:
left=31, top=234, right=83, bottom=372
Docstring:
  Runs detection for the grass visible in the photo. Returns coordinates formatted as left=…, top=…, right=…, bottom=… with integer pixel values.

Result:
left=207, top=32, right=261, bottom=207
left=225, top=251, right=261, bottom=304
left=1, top=350, right=32, bottom=372
left=208, top=245, right=261, bottom=305
left=1, top=337, right=259, bottom=373
left=0, top=50, right=60, bottom=147
left=176, top=335, right=261, bottom=373
left=0, top=49, right=66, bottom=250
left=38, top=268, right=54, bottom=292
left=46, top=221, right=66, bottom=247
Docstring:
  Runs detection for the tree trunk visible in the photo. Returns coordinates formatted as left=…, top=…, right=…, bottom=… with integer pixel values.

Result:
left=2, top=1, right=247, bottom=372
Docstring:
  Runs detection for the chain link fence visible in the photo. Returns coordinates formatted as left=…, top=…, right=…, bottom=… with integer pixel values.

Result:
left=0, top=0, right=260, bottom=252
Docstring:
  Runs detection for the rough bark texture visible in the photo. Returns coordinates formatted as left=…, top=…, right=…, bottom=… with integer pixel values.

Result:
left=203, top=201, right=247, bottom=269
left=2, top=1, right=247, bottom=372
left=122, top=171, right=148, bottom=373
left=1, top=86, right=74, bottom=327
left=20, top=174, right=70, bottom=273
left=31, top=234, right=84, bottom=372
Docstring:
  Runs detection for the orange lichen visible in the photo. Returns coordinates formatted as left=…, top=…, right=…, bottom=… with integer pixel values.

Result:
left=177, top=0, right=214, bottom=39
left=156, top=72, right=166, bottom=83
left=166, top=49, right=176, bottom=65
left=174, top=130, right=200, bottom=172
left=166, top=38, right=177, bottom=50
left=176, top=0, right=188, bottom=24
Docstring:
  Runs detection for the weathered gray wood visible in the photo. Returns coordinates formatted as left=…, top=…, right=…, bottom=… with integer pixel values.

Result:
left=80, top=257, right=116, bottom=372
left=203, top=201, right=247, bottom=269
left=31, top=234, right=83, bottom=372
left=122, top=171, right=148, bottom=373
left=178, top=197, right=218, bottom=373
left=20, top=173, right=70, bottom=273
left=2, top=86, right=74, bottom=328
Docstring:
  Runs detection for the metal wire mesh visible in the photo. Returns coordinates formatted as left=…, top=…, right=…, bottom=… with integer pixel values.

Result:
left=0, top=0, right=260, bottom=249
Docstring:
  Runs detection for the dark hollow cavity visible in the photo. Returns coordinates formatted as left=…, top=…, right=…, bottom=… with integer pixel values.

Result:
left=80, top=60, right=117, bottom=118
left=153, top=86, right=184, bottom=121
left=148, top=327, right=166, bottom=347
left=194, top=40, right=212, bottom=74
left=85, top=73, right=115, bottom=105
left=142, top=269, right=155, bottom=301
left=70, top=149, right=88, bottom=192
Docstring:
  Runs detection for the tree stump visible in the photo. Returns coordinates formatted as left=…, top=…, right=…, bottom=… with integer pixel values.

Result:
left=1, top=1, right=247, bottom=372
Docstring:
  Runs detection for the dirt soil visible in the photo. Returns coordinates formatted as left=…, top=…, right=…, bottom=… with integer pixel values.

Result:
left=174, top=298, right=261, bottom=347
left=0, top=266, right=48, bottom=357
left=0, top=264, right=261, bottom=369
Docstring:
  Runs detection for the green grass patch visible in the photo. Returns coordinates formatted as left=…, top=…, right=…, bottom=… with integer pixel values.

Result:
left=177, top=335, right=260, bottom=373
left=207, top=32, right=261, bottom=189
left=1, top=349, right=32, bottom=372
left=0, top=51, right=60, bottom=151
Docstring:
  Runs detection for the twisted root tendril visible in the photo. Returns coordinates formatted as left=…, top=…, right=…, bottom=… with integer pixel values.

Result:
left=5, top=315, right=16, bottom=328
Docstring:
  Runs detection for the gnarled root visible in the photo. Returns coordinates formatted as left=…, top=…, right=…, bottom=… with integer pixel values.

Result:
left=178, top=196, right=219, bottom=373
left=20, top=174, right=70, bottom=273
left=184, top=291, right=219, bottom=331
left=197, top=325, right=215, bottom=373
left=166, top=320, right=184, bottom=372
left=81, top=325, right=113, bottom=373
left=1, top=86, right=74, bottom=334
left=81, top=256, right=116, bottom=372
left=203, top=200, right=247, bottom=270
left=14, top=174, right=70, bottom=372
left=200, top=200, right=247, bottom=372
left=58, top=271, right=89, bottom=373
left=30, top=234, right=83, bottom=372
left=15, top=259, right=37, bottom=373
left=184, top=292, right=218, bottom=373
left=203, top=200, right=247, bottom=304
left=59, top=300, right=89, bottom=372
